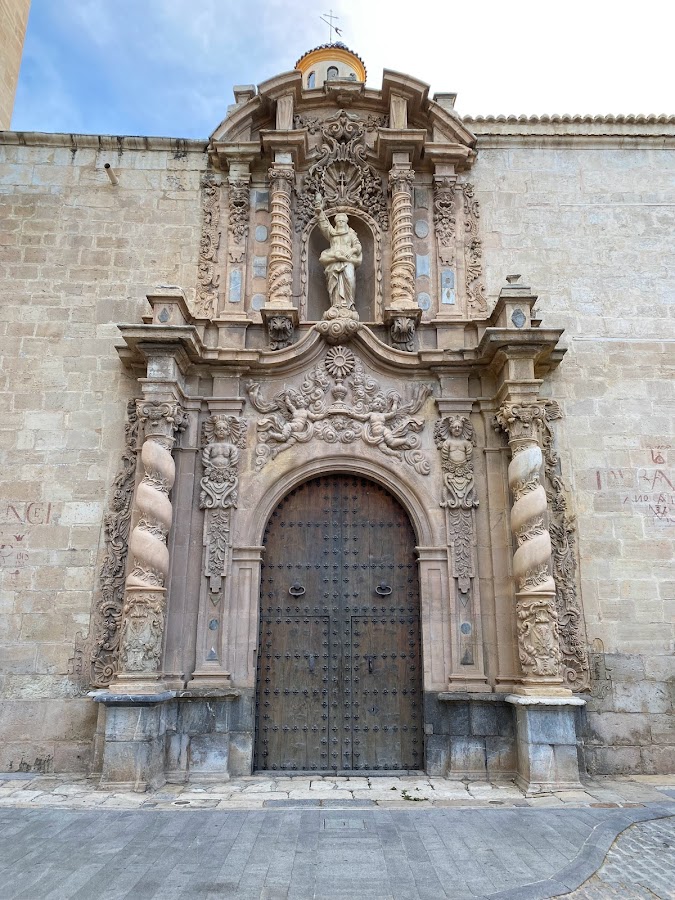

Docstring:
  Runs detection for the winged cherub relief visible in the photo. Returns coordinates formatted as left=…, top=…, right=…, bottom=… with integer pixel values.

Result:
left=433, top=415, right=479, bottom=509
left=246, top=347, right=432, bottom=474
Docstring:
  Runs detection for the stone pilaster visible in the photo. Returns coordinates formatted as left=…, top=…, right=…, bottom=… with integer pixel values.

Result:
left=110, top=398, right=186, bottom=693
left=495, top=401, right=568, bottom=696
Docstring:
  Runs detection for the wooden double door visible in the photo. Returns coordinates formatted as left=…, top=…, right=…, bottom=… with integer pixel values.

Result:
left=255, top=475, right=423, bottom=772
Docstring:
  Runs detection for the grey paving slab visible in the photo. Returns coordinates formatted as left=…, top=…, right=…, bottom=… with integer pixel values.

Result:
left=0, top=807, right=673, bottom=899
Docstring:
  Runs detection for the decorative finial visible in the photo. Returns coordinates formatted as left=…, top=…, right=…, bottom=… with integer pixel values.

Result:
left=320, top=9, right=342, bottom=43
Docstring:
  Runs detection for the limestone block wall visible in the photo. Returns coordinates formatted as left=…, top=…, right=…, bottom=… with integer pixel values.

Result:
left=472, top=134, right=675, bottom=773
left=0, top=135, right=206, bottom=772
left=0, top=0, right=30, bottom=129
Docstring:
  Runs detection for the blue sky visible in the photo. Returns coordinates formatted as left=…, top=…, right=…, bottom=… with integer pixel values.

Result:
left=12, top=0, right=674, bottom=138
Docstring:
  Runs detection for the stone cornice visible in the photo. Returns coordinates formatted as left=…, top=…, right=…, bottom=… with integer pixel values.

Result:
left=462, top=113, right=675, bottom=140
left=0, top=132, right=208, bottom=153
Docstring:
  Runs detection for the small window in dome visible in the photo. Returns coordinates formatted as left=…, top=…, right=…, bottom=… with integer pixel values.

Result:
left=327, top=66, right=339, bottom=80
left=307, top=71, right=316, bottom=88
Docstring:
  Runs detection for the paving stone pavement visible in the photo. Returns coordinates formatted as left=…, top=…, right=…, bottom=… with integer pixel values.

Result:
left=0, top=774, right=674, bottom=899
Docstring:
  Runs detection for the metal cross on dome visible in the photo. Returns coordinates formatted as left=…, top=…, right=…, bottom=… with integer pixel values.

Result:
left=320, top=9, right=343, bottom=43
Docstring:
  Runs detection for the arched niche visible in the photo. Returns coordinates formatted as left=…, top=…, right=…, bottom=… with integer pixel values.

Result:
left=301, top=208, right=383, bottom=323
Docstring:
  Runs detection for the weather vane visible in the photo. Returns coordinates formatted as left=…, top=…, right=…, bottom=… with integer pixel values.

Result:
left=320, top=9, right=343, bottom=43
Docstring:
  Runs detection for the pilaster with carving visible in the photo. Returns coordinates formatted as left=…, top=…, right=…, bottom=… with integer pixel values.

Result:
left=114, top=399, right=186, bottom=687
left=496, top=401, right=564, bottom=691
left=434, top=413, right=487, bottom=688
left=433, top=176, right=456, bottom=267
left=195, top=173, right=221, bottom=318
left=388, top=167, right=416, bottom=309
left=227, top=176, right=250, bottom=263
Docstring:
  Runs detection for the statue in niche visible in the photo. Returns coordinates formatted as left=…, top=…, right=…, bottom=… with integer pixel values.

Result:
left=314, top=193, right=362, bottom=312
left=434, top=415, right=479, bottom=509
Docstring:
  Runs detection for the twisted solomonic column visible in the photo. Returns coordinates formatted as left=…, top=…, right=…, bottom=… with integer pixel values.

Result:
left=115, top=399, right=186, bottom=686
left=388, top=167, right=416, bottom=309
left=267, top=166, right=295, bottom=305
left=496, top=401, right=564, bottom=689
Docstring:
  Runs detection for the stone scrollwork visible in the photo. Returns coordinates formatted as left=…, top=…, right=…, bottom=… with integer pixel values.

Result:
left=194, top=172, right=221, bottom=318
left=247, top=346, right=431, bottom=474
left=295, top=109, right=389, bottom=232
left=200, top=415, right=247, bottom=594
left=433, top=176, right=456, bottom=267
left=118, top=591, right=165, bottom=674
left=77, top=400, right=139, bottom=688
left=267, top=315, right=295, bottom=351
left=542, top=402, right=590, bottom=691
left=390, top=316, right=417, bottom=352
left=227, top=178, right=250, bottom=263
left=461, top=182, right=488, bottom=315
left=496, top=401, right=563, bottom=681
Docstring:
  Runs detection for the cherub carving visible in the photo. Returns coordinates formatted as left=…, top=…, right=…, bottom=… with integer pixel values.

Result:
left=433, top=415, right=478, bottom=509
left=247, top=385, right=320, bottom=457
left=356, top=388, right=430, bottom=457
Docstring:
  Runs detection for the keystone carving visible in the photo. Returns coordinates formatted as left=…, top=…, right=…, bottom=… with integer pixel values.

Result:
left=461, top=182, right=488, bottom=315
left=295, top=109, right=388, bottom=232
left=200, top=415, right=247, bottom=594
left=247, top=346, right=431, bottom=474
left=195, top=173, right=221, bottom=318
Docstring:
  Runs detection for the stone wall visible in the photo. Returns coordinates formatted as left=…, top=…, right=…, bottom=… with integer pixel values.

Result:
left=0, top=0, right=30, bottom=130
left=0, top=135, right=206, bottom=772
left=0, top=127, right=673, bottom=776
left=472, top=134, right=675, bottom=774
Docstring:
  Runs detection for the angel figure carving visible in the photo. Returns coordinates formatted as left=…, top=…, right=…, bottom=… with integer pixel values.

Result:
left=353, top=387, right=430, bottom=459
left=434, top=415, right=479, bottom=509
left=247, top=384, right=320, bottom=456
left=314, top=193, right=362, bottom=311
left=199, top=415, right=245, bottom=510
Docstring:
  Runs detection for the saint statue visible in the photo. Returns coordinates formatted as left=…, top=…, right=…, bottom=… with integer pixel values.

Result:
left=314, top=193, right=362, bottom=311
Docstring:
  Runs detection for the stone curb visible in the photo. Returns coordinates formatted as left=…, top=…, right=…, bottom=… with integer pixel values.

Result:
left=486, top=808, right=675, bottom=900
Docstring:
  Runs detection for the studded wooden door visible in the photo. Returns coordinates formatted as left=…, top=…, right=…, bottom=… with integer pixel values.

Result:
left=255, top=475, right=423, bottom=772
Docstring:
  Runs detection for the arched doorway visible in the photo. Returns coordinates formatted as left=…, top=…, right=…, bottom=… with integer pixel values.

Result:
left=255, top=474, right=423, bottom=772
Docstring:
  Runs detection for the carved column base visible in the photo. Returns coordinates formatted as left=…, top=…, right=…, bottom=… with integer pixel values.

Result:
left=506, top=694, right=586, bottom=793
left=384, top=306, right=421, bottom=352
left=260, top=305, right=298, bottom=351
left=446, top=675, right=491, bottom=692
left=107, top=587, right=168, bottom=695
left=514, top=590, right=569, bottom=696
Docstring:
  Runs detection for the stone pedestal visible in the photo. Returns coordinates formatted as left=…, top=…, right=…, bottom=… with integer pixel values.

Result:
left=507, top=694, right=586, bottom=793
left=93, top=691, right=175, bottom=792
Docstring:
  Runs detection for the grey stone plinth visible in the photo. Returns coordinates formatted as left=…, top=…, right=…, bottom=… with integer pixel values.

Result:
left=506, top=694, right=586, bottom=794
left=95, top=693, right=175, bottom=792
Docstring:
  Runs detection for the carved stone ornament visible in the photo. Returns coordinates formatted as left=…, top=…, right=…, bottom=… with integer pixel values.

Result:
left=388, top=166, right=416, bottom=308
left=75, top=401, right=139, bottom=688
left=295, top=110, right=388, bottom=232
left=267, top=166, right=295, bottom=305
left=433, top=176, right=456, bottom=267
left=389, top=315, right=416, bottom=352
left=200, top=415, right=247, bottom=594
left=194, top=172, right=221, bottom=318
left=496, top=400, right=562, bottom=681
left=516, top=594, right=563, bottom=678
left=227, top=178, right=250, bottom=263
left=267, top=314, right=295, bottom=350
left=461, top=182, right=488, bottom=314
left=434, top=416, right=478, bottom=597
left=247, top=346, right=431, bottom=474
left=118, top=590, right=165, bottom=674
left=314, top=304, right=361, bottom=344
left=542, top=402, right=590, bottom=690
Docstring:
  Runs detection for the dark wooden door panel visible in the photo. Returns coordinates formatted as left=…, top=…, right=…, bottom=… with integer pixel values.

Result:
left=258, top=616, right=328, bottom=771
left=255, top=475, right=422, bottom=772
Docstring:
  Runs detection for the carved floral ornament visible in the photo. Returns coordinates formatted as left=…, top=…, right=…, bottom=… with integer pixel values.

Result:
left=195, top=172, right=221, bottom=319
left=247, top=346, right=431, bottom=474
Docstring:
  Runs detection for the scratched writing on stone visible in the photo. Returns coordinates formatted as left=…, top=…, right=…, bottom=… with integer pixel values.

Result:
left=0, top=502, right=52, bottom=574
left=594, top=455, right=675, bottom=527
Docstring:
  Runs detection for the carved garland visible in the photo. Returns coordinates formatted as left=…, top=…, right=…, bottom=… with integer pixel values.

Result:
left=194, top=173, right=221, bottom=318
left=78, top=401, right=139, bottom=688
left=461, top=182, right=488, bottom=315
left=247, top=346, right=431, bottom=474
left=227, top=179, right=250, bottom=263
left=433, top=177, right=456, bottom=267
left=542, top=402, right=590, bottom=691
left=200, top=415, right=247, bottom=595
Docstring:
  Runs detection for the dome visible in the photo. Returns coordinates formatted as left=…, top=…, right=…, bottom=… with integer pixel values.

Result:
left=295, top=43, right=366, bottom=90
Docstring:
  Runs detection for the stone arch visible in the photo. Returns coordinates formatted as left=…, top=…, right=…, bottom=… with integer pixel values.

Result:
left=300, top=208, right=383, bottom=323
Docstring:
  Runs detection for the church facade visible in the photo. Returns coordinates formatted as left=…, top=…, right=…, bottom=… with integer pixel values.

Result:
left=0, top=44, right=673, bottom=788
